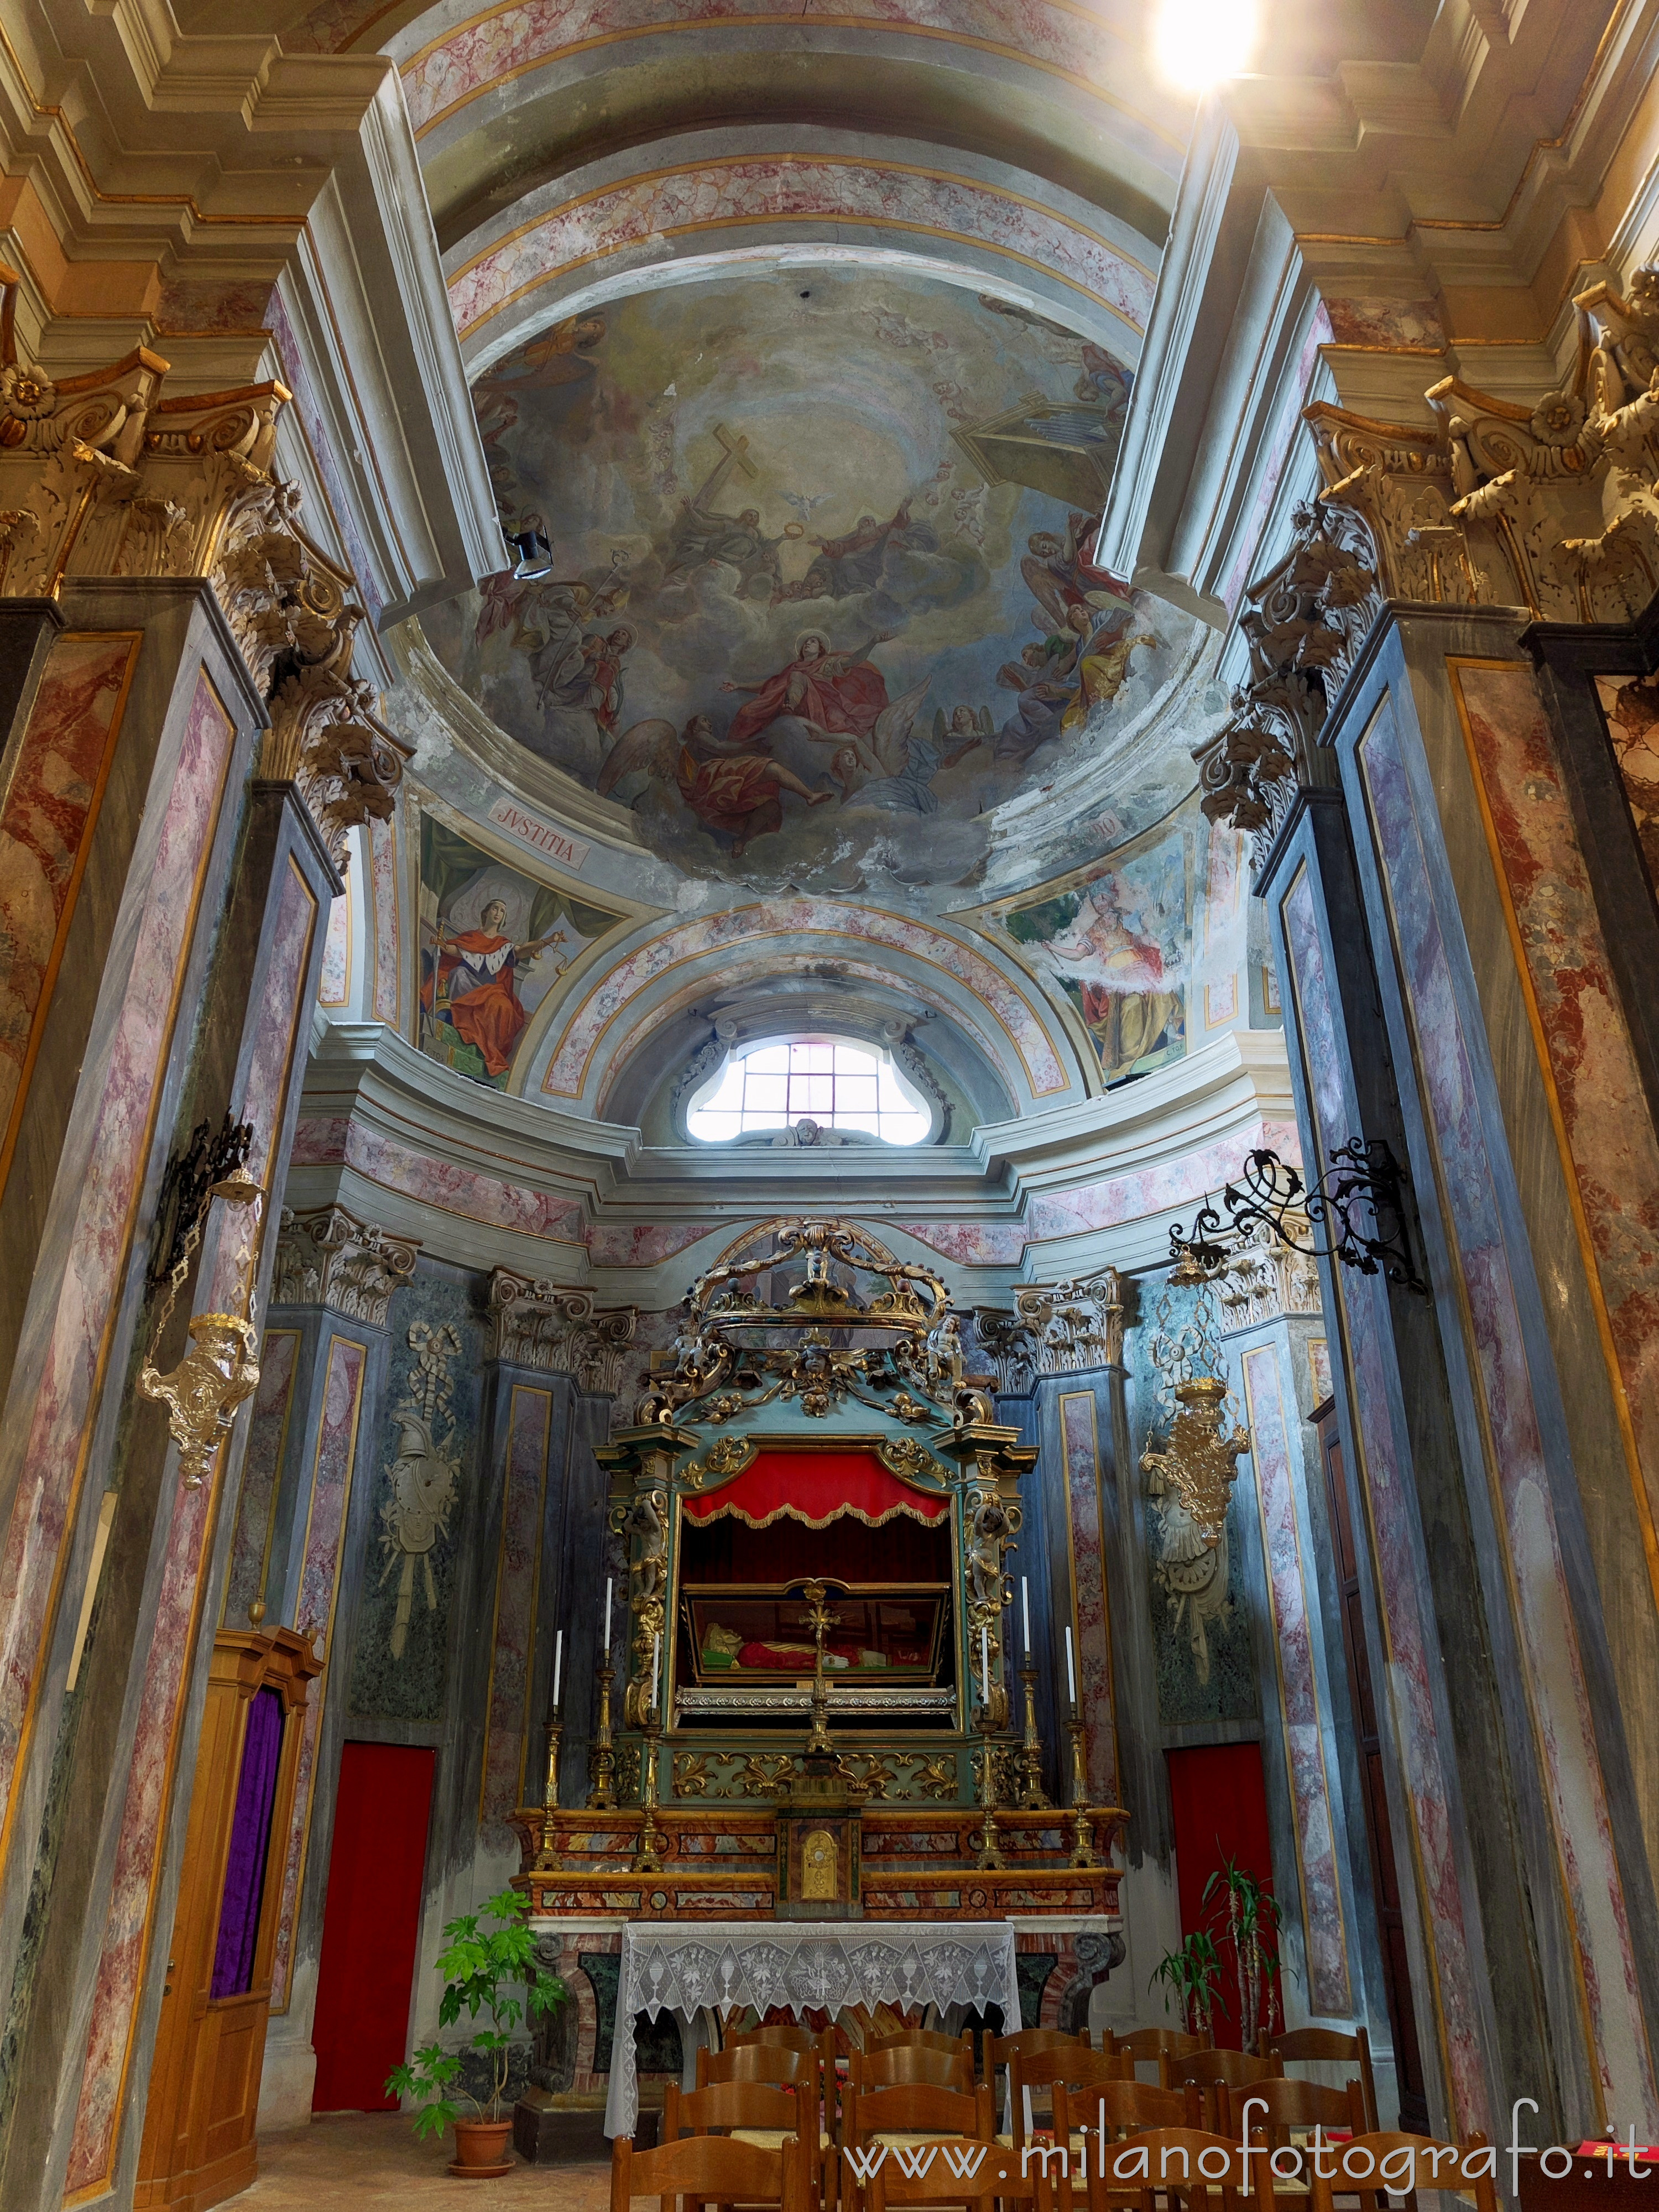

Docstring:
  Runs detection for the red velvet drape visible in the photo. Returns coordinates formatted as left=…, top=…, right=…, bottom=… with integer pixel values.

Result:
left=681, top=1449, right=948, bottom=1531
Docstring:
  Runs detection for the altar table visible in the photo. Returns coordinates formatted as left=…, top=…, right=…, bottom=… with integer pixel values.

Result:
left=602, top=1918, right=1020, bottom=2137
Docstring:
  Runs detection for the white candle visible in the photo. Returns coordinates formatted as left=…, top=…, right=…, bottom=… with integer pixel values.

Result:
left=603, top=1577, right=613, bottom=1655
left=552, top=1629, right=564, bottom=1708
left=651, top=1630, right=662, bottom=1710
left=1021, top=1577, right=1031, bottom=1658
left=979, top=1626, right=990, bottom=1704
left=1065, top=1624, right=1077, bottom=1704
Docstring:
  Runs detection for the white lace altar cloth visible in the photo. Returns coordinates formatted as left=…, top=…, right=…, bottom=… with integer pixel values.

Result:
left=602, top=1920, right=1019, bottom=2137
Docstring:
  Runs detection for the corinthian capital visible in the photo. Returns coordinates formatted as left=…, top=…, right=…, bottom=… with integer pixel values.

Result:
left=273, top=1204, right=420, bottom=1327
left=1014, top=1271, right=1126, bottom=1374
left=489, top=1269, right=638, bottom=1393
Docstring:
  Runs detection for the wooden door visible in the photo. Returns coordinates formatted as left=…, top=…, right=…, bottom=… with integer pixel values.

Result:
left=136, top=1629, right=320, bottom=2212
left=1317, top=1410, right=1430, bottom=2132
left=310, top=1742, right=435, bottom=2110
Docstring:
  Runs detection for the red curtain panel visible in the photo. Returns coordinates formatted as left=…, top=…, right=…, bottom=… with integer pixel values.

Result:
left=1165, top=1741, right=1274, bottom=2051
left=311, top=1741, right=435, bottom=2110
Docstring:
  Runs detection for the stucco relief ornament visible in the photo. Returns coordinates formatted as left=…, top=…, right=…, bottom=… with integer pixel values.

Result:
left=380, top=1322, right=463, bottom=1659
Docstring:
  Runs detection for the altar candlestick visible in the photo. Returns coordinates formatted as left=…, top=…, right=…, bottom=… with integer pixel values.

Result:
left=603, top=1577, right=613, bottom=1655
left=1065, top=1624, right=1077, bottom=1703
left=651, top=1629, right=662, bottom=1712
left=979, top=1625, right=990, bottom=1705
left=1021, top=1577, right=1031, bottom=1657
left=552, top=1629, right=564, bottom=1709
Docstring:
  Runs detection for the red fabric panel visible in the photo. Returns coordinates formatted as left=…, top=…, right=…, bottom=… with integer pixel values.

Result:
left=681, top=1509, right=949, bottom=1588
left=1165, top=1743, right=1275, bottom=2051
left=681, top=1448, right=948, bottom=1529
left=312, top=1741, right=435, bottom=2110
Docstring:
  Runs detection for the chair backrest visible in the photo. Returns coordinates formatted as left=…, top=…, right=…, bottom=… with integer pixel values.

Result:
left=612, top=2129, right=806, bottom=2212
left=1233, top=2074, right=1366, bottom=2146
left=1266, top=2025, right=1378, bottom=2131
left=860, top=2137, right=1055, bottom=2212
left=1174, top=2049, right=1282, bottom=2089
left=985, top=2029, right=1082, bottom=2083
left=737, top=2023, right=823, bottom=2055
left=664, top=2078, right=800, bottom=2140
left=1306, top=2131, right=1499, bottom=2212
left=1113, top=2028, right=1207, bottom=2059
left=845, top=2079, right=993, bottom=2146
left=856, top=2043, right=974, bottom=2095
left=1064, top=2126, right=1267, bottom=2212
left=1053, top=2076, right=1202, bottom=2145
left=1007, top=2048, right=1131, bottom=2146
left=869, top=2030, right=975, bottom=2060
left=699, top=2042, right=806, bottom=2089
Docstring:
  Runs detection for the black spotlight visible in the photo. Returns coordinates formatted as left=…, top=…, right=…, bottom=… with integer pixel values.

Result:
left=505, top=526, right=554, bottom=581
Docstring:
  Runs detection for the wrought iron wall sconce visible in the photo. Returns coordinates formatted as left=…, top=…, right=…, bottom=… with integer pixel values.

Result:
left=1170, top=1140, right=1428, bottom=1297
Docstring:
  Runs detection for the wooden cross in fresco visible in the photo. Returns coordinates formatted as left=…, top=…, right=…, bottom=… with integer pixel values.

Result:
left=688, top=421, right=759, bottom=513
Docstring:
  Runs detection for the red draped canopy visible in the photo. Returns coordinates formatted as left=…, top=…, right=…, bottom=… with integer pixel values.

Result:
left=681, top=1448, right=949, bottom=1531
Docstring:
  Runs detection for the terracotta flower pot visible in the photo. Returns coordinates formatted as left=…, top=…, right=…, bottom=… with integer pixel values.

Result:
left=450, top=2117, right=515, bottom=2176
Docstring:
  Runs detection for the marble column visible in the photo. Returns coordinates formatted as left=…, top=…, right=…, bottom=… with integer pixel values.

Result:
left=241, top=1207, right=418, bottom=2128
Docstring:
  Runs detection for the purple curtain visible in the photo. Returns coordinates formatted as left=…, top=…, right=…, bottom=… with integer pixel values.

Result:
left=210, top=1686, right=284, bottom=2000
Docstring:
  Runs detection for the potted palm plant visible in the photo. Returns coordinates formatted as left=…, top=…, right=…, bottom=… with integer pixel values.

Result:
left=1150, top=1929, right=1224, bottom=2037
left=385, top=1886, right=566, bottom=2176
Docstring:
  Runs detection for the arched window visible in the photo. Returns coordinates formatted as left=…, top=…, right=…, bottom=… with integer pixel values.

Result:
left=686, top=1036, right=932, bottom=1144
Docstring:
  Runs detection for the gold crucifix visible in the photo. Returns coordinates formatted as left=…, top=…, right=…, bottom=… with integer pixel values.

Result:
left=799, top=1578, right=839, bottom=1758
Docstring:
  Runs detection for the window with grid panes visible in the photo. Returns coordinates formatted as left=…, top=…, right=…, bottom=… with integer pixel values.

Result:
left=686, top=1036, right=932, bottom=1144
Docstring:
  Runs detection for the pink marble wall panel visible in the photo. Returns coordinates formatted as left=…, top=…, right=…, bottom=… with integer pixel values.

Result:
left=450, top=160, right=1152, bottom=345
left=1360, top=696, right=1658, bottom=2129
left=269, top=1332, right=369, bottom=2011
left=221, top=1327, right=302, bottom=1630
left=368, top=812, right=400, bottom=1025
left=1239, top=1343, right=1351, bottom=2017
left=1281, top=855, right=1487, bottom=2129
left=290, top=1114, right=349, bottom=1165
left=0, top=632, right=139, bottom=1202
left=65, top=837, right=317, bottom=2193
left=543, top=900, right=1065, bottom=1098
left=585, top=1223, right=713, bottom=1266
left=344, top=1120, right=585, bottom=1241
left=0, top=670, right=235, bottom=1889
left=1059, top=1389, right=1118, bottom=1806
left=318, top=888, right=350, bottom=1005
left=398, top=0, right=1161, bottom=140
left=1026, top=1118, right=1303, bottom=1239
left=890, top=1221, right=1029, bottom=1266
left=1453, top=661, right=1659, bottom=1588
left=480, top=1385, right=554, bottom=1840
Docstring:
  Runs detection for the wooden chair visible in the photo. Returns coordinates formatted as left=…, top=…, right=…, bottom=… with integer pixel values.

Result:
left=1230, top=2078, right=1370, bottom=2206
left=1052, top=2074, right=1203, bottom=2154
left=1008, top=2048, right=1133, bottom=2151
left=844, top=2079, right=995, bottom=2151
left=1060, top=2126, right=1270, bottom=2212
left=869, top=2030, right=978, bottom=2061
left=1264, top=2030, right=1379, bottom=2133
left=1306, top=2132, right=1499, bottom=2212
left=1107, top=2029, right=1211, bottom=2088
left=1170, top=2047, right=1283, bottom=2133
left=854, top=2044, right=975, bottom=2098
left=611, top=2129, right=810, bottom=2212
left=701, top=2043, right=809, bottom=2089
left=737, top=2024, right=828, bottom=2054
left=985, top=2030, right=1083, bottom=2094
left=664, top=2075, right=828, bottom=2210
left=861, top=2135, right=1059, bottom=2212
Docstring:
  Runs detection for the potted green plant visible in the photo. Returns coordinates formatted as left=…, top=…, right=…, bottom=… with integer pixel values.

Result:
left=385, top=1886, right=566, bottom=2175
left=1203, top=1856, right=1284, bottom=2053
left=1149, top=1929, right=1224, bottom=2037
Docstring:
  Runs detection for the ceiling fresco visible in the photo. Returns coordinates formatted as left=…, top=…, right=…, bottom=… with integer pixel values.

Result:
left=423, top=267, right=1190, bottom=893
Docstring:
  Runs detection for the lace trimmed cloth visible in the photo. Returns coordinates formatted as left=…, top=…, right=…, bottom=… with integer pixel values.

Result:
left=602, top=1919, right=1019, bottom=2137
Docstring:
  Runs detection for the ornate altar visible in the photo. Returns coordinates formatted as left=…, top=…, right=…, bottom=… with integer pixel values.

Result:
left=513, top=1222, right=1126, bottom=2115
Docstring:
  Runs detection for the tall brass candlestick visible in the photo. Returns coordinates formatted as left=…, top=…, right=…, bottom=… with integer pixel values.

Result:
left=633, top=1702, right=666, bottom=1872
left=974, top=1699, right=1006, bottom=1870
left=1015, top=1658, right=1050, bottom=1809
left=1066, top=1700, right=1097, bottom=1869
left=586, top=1660, right=617, bottom=1809
left=535, top=1718, right=564, bottom=1870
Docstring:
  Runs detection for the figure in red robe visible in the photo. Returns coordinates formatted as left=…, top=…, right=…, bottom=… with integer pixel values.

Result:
left=674, top=714, right=833, bottom=857
left=421, top=898, right=562, bottom=1078
left=721, top=630, right=895, bottom=749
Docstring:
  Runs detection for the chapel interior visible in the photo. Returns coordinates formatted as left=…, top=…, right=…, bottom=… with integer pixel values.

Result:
left=4, top=0, right=1659, bottom=2204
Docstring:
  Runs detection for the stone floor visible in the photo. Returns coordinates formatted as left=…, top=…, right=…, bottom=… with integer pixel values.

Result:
left=231, top=2114, right=612, bottom=2209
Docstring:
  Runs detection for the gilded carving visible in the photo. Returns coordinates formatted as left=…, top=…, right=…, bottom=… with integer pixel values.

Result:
left=801, top=1830, right=838, bottom=1899
left=1141, top=1377, right=1250, bottom=1549
left=138, top=1164, right=266, bottom=1490
left=273, top=1204, right=420, bottom=1327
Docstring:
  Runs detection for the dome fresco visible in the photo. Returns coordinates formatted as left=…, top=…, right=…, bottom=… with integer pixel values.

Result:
left=422, top=266, right=1198, bottom=896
